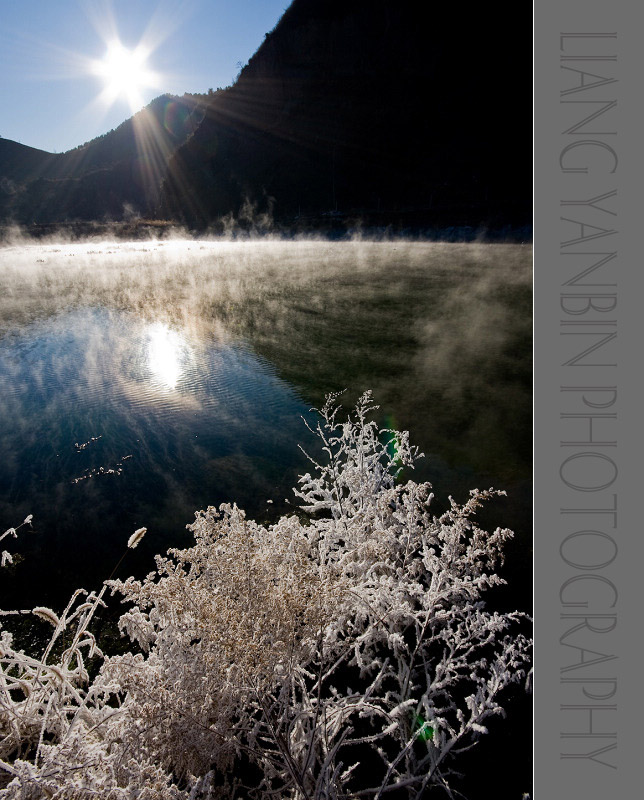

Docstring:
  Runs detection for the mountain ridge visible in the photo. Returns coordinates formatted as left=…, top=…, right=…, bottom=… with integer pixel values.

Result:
left=0, top=93, right=206, bottom=224
left=0, top=0, right=531, bottom=234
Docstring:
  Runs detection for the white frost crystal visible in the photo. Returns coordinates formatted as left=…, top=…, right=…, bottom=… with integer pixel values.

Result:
left=127, top=527, right=147, bottom=549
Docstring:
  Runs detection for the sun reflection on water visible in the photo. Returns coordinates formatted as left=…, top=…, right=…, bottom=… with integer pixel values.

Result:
left=147, top=322, right=188, bottom=390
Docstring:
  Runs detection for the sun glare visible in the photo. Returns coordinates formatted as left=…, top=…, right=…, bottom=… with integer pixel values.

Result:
left=92, top=41, right=158, bottom=111
left=147, top=322, right=188, bottom=390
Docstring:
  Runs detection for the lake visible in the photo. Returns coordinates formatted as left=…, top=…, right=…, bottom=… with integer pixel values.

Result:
left=0, top=238, right=532, bottom=613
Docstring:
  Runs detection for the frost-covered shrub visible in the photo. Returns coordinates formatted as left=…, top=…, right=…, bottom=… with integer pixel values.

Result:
left=0, top=392, right=531, bottom=799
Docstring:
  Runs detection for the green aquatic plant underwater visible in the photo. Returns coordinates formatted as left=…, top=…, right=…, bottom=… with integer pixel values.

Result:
left=0, top=392, right=531, bottom=799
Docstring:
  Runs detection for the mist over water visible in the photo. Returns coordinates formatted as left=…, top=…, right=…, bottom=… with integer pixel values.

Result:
left=0, top=238, right=532, bottom=610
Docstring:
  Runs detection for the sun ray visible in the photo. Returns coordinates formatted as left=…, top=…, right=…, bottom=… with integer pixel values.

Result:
left=130, top=99, right=181, bottom=206
left=81, top=2, right=193, bottom=117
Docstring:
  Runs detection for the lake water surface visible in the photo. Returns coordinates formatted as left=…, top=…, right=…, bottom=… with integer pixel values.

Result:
left=0, top=239, right=532, bottom=611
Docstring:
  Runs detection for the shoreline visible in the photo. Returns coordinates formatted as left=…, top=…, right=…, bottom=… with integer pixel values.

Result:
left=1, top=216, right=532, bottom=244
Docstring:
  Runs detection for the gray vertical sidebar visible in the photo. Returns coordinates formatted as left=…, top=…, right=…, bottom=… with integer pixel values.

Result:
left=535, top=0, right=643, bottom=797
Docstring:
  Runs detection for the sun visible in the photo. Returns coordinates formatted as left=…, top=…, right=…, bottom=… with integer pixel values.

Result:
left=92, top=41, right=158, bottom=111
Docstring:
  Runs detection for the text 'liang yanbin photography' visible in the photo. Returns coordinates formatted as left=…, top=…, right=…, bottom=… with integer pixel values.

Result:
left=0, top=1, right=532, bottom=798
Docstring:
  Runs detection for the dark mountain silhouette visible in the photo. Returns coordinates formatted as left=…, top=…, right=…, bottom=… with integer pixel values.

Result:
left=1, top=0, right=531, bottom=235
left=160, top=0, right=531, bottom=233
left=0, top=94, right=205, bottom=224
left=0, top=139, right=61, bottom=184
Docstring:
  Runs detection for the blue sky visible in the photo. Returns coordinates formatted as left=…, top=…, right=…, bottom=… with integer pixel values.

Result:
left=0, top=0, right=290, bottom=153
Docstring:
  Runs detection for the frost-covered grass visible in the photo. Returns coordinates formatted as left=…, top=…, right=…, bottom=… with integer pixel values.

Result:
left=0, top=393, right=531, bottom=798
